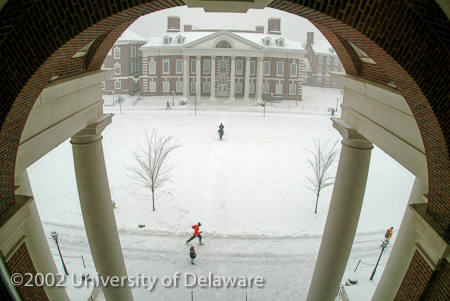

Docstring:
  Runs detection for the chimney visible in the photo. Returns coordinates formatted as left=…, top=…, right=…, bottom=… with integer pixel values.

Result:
left=184, top=24, right=192, bottom=32
left=307, top=32, right=314, bottom=46
left=167, top=16, right=180, bottom=32
left=255, top=25, right=264, bottom=33
left=267, top=18, right=281, bottom=34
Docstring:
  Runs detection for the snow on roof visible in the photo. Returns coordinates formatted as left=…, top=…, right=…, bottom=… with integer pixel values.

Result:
left=311, top=39, right=337, bottom=56
left=116, top=29, right=147, bottom=45
left=141, top=30, right=304, bottom=52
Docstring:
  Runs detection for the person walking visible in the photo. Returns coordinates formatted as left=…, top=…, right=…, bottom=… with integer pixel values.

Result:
left=189, top=246, right=197, bottom=265
left=186, top=222, right=203, bottom=245
left=218, top=123, right=224, bottom=140
left=166, top=101, right=171, bottom=110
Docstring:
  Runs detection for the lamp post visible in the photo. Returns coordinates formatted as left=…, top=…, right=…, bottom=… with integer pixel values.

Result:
left=112, top=91, right=115, bottom=106
left=119, top=96, right=122, bottom=114
left=172, top=91, right=175, bottom=107
left=51, top=231, right=69, bottom=275
left=336, top=97, right=339, bottom=112
left=370, top=245, right=385, bottom=281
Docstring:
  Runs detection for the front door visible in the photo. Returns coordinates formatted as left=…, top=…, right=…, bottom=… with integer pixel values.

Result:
left=218, top=83, right=228, bottom=97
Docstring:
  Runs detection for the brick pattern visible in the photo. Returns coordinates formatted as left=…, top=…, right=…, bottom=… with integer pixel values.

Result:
left=395, top=250, right=434, bottom=300
left=0, top=1, right=448, bottom=300
left=423, top=259, right=450, bottom=300
left=6, top=243, right=49, bottom=300
left=269, top=0, right=450, bottom=239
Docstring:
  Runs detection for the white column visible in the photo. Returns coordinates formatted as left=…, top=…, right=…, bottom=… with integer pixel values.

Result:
left=71, top=115, right=133, bottom=301
left=183, top=55, right=189, bottom=101
left=196, top=56, right=201, bottom=101
left=210, top=55, right=216, bottom=102
left=306, top=118, right=373, bottom=301
left=16, top=171, right=70, bottom=301
left=244, top=56, right=251, bottom=102
left=229, top=55, right=236, bottom=102
left=371, top=178, right=427, bottom=301
left=256, top=57, right=263, bottom=101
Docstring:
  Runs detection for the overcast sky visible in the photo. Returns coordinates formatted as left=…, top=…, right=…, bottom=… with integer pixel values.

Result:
left=128, top=6, right=326, bottom=46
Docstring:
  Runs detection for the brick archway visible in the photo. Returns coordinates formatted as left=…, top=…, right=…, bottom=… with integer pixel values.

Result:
left=0, top=0, right=448, bottom=299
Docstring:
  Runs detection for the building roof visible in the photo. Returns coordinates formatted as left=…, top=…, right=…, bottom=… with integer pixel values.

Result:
left=115, top=29, right=147, bottom=45
left=141, top=30, right=305, bottom=52
left=311, top=39, right=337, bottom=56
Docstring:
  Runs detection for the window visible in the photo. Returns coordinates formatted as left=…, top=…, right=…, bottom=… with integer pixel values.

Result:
left=191, top=81, right=196, bottom=92
left=219, top=60, right=227, bottom=75
left=163, top=81, right=170, bottom=92
left=250, top=83, right=255, bottom=94
left=318, top=66, right=322, bottom=74
left=191, top=59, right=197, bottom=75
left=101, top=81, right=105, bottom=90
left=131, top=61, right=134, bottom=73
left=236, top=60, right=243, bottom=76
left=326, top=57, right=331, bottom=64
left=318, top=56, right=323, bottom=64
left=203, top=82, right=210, bottom=92
left=163, top=36, right=171, bottom=45
left=114, top=47, right=120, bottom=59
left=149, top=60, right=156, bottom=74
left=317, top=77, right=322, bottom=84
left=250, top=61, right=256, bottom=75
left=263, top=61, right=270, bottom=75
left=203, top=59, right=210, bottom=75
left=290, top=63, right=297, bottom=77
left=176, top=81, right=183, bottom=92
left=326, top=67, right=330, bottom=75
left=289, top=84, right=296, bottom=95
left=276, top=38, right=284, bottom=47
left=176, top=59, right=183, bottom=74
left=334, top=67, right=338, bottom=72
left=235, top=82, right=242, bottom=93
left=325, top=78, right=330, bottom=84
left=275, top=83, right=283, bottom=94
left=334, top=58, right=338, bottom=65
left=263, top=37, right=271, bottom=46
left=177, top=37, right=184, bottom=44
left=114, top=63, right=121, bottom=75
left=276, top=62, right=284, bottom=76
left=115, top=81, right=121, bottom=89
left=216, top=40, right=232, bottom=48
left=149, top=81, right=156, bottom=92
left=163, top=60, right=170, bottom=74
left=262, top=83, right=269, bottom=93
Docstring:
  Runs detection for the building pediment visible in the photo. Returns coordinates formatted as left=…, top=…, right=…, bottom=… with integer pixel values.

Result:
left=184, top=31, right=264, bottom=51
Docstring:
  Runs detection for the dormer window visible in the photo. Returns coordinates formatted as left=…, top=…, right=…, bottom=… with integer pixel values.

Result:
left=163, top=35, right=172, bottom=45
left=176, top=35, right=185, bottom=44
left=329, top=48, right=335, bottom=53
left=263, top=37, right=271, bottom=46
left=276, top=38, right=285, bottom=47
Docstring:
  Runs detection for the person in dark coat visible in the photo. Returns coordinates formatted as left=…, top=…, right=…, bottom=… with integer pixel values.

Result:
left=166, top=101, right=171, bottom=109
left=186, top=222, right=203, bottom=245
left=189, top=246, right=197, bottom=265
left=218, top=123, right=224, bottom=140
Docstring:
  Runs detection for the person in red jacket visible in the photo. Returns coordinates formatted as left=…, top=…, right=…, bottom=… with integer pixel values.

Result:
left=186, top=222, right=203, bottom=245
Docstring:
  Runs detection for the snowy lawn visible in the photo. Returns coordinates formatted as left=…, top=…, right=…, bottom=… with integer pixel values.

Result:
left=28, top=87, right=414, bottom=300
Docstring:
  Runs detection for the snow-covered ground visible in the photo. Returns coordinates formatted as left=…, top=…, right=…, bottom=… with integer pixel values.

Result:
left=28, top=86, right=414, bottom=300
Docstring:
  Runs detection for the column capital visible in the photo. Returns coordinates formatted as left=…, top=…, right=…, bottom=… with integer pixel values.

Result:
left=230, top=55, right=236, bottom=60
left=71, top=114, right=113, bottom=144
left=332, top=118, right=372, bottom=149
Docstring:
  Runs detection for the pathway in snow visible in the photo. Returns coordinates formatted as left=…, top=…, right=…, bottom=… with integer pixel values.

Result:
left=46, top=222, right=390, bottom=301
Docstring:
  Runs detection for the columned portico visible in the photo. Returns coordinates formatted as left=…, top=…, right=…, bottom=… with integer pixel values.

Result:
left=71, top=114, right=133, bottom=301
left=229, top=55, right=236, bottom=102
left=195, top=55, right=201, bottom=101
left=306, top=118, right=373, bottom=301
left=182, top=55, right=189, bottom=100
left=244, top=56, right=250, bottom=101
left=210, top=55, right=216, bottom=102
left=256, top=57, right=263, bottom=101
left=371, top=178, right=428, bottom=301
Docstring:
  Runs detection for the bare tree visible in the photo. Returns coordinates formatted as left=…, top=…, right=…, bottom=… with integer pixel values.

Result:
left=128, top=130, right=181, bottom=211
left=304, top=139, right=340, bottom=214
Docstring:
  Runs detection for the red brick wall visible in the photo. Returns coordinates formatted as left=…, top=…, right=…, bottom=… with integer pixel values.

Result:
left=6, top=243, right=49, bottom=301
left=423, top=259, right=450, bottom=301
left=0, top=1, right=448, bottom=300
